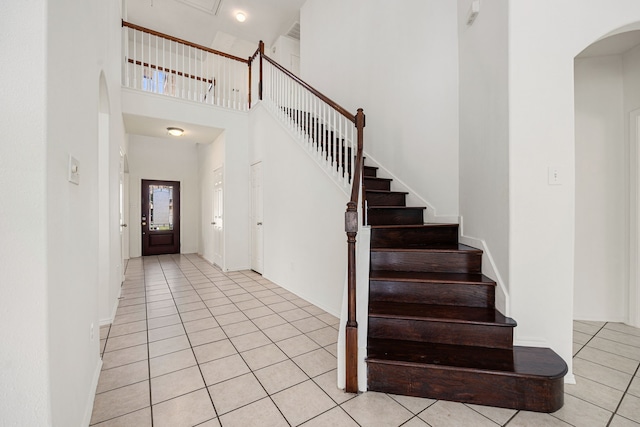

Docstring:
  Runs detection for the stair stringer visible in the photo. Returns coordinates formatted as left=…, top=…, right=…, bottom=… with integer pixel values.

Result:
left=458, top=216, right=510, bottom=317
left=337, top=225, right=371, bottom=392
left=362, top=152, right=510, bottom=321
left=259, top=100, right=353, bottom=197
left=360, top=152, right=459, bottom=224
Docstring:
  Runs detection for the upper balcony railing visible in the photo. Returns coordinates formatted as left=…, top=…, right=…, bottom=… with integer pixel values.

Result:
left=122, top=20, right=249, bottom=111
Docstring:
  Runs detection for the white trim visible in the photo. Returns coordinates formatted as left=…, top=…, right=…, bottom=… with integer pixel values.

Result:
left=564, top=374, right=576, bottom=385
left=100, top=286, right=121, bottom=326
left=254, top=102, right=352, bottom=196
left=82, top=357, right=103, bottom=427
left=359, top=152, right=459, bottom=224
left=458, top=217, right=510, bottom=316
left=629, top=109, right=640, bottom=327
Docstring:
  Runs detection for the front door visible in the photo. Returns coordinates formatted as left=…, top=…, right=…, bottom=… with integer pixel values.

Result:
left=141, top=179, right=180, bottom=255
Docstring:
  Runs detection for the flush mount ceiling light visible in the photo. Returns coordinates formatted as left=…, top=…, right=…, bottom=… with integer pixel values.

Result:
left=236, top=12, right=246, bottom=22
left=167, top=127, right=184, bottom=136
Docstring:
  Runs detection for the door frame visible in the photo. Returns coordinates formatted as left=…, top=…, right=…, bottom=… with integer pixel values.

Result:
left=629, top=109, right=640, bottom=327
left=141, top=179, right=181, bottom=255
left=212, top=167, right=224, bottom=269
left=250, top=161, right=264, bottom=274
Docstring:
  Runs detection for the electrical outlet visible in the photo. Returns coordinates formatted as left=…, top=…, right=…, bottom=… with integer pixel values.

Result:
left=90, top=323, right=95, bottom=341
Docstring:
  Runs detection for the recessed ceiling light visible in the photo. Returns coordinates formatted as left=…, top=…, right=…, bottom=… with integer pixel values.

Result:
left=236, top=12, right=246, bottom=22
left=167, top=127, right=184, bottom=136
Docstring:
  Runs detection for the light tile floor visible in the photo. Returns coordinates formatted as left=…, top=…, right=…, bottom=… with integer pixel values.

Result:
left=90, top=254, right=640, bottom=426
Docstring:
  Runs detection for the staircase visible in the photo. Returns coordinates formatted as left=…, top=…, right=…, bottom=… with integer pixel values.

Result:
left=363, top=163, right=568, bottom=412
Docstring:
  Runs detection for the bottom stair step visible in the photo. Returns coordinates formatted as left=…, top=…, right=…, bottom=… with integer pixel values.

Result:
left=367, top=338, right=568, bottom=412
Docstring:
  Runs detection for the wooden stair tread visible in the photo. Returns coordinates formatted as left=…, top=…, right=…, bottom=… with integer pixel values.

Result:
left=364, top=177, right=392, bottom=182
left=369, top=223, right=457, bottom=229
left=366, top=190, right=408, bottom=195
left=370, top=270, right=495, bottom=285
left=370, top=243, right=482, bottom=253
left=367, top=339, right=567, bottom=379
left=368, top=206, right=426, bottom=210
left=369, top=301, right=516, bottom=326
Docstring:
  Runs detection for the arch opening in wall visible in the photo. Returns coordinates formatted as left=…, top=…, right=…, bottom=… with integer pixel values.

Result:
left=574, top=27, right=640, bottom=328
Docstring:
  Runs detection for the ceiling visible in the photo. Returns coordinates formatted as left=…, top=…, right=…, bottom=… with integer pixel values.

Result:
left=123, top=0, right=306, bottom=142
left=125, top=0, right=306, bottom=58
left=123, top=114, right=224, bottom=144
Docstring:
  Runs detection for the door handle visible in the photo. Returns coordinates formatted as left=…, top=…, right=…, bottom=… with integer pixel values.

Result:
left=121, top=224, right=128, bottom=227
left=257, top=222, right=262, bottom=225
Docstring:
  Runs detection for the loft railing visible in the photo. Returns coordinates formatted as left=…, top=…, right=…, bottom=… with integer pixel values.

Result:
left=120, top=24, right=365, bottom=393
left=122, top=21, right=249, bottom=111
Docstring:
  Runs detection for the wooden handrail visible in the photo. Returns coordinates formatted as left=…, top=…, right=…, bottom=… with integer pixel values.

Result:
left=127, top=59, right=214, bottom=84
left=122, top=20, right=248, bottom=64
left=261, top=54, right=356, bottom=123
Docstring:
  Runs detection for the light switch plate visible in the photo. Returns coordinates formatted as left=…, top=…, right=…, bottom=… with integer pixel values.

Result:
left=68, top=155, right=80, bottom=185
left=548, top=166, right=561, bottom=185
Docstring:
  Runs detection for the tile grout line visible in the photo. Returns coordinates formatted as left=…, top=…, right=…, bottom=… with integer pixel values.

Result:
left=184, top=255, right=347, bottom=425
left=162, top=254, right=222, bottom=425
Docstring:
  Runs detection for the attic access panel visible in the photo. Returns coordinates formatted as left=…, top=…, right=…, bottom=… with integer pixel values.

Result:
left=174, top=0, right=222, bottom=15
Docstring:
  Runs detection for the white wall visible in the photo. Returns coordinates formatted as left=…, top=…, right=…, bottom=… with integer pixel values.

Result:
left=457, top=0, right=510, bottom=309
left=0, top=1, right=51, bottom=425
left=249, top=104, right=348, bottom=315
left=122, top=91, right=250, bottom=270
left=270, top=35, right=301, bottom=75
left=198, top=133, right=225, bottom=263
left=0, top=0, right=123, bottom=425
left=508, top=0, right=640, bottom=374
left=574, top=55, right=626, bottom=322
left=128, top=135, right=200, bottom=256
left=300, top=0, right=459, bottom=219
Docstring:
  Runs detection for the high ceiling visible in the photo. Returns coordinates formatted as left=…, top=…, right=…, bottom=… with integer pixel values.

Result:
left=125, top=0, right=306, bottom=58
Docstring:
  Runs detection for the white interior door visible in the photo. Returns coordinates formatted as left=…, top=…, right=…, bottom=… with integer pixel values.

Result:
left=251, top=162, right=264, bottom=273
left=213, top=167, right=224, bottom=269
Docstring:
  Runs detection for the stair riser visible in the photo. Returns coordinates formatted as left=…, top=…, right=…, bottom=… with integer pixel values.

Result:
left=364, top=178, right=391, bottom=191
left=364, top=166, right=378, bottom=177
left=369, top=280, right=494, bottom=308
left=370, top=251, right=482, bottom=273
left=366, top=192, right=406, bottom=206
left=371, top=226, right=458, bottom=248
left=368, top=209, right=424, bottom=226
left=367, top=362, right=564, bottom=412
left=368, top=317, right=513, bottom=349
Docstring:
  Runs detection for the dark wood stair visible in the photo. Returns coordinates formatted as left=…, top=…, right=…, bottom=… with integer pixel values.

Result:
left=364, top=162, right=567, bottom=412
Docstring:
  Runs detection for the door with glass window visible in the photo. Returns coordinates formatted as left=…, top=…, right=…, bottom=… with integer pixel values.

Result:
left=141, top=180, right=180, bottom=255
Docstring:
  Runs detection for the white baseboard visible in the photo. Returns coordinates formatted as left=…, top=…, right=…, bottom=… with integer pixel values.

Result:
left=564, top=373, right=576, bottom=385
left=457, top=223, right=510, bottom=316
left=82, top=357, right=103, bottom=427
left=99, top=286, right=122, bottom=326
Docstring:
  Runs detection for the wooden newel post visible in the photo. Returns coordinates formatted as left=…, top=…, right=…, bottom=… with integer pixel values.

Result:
left=345, top=201, right=359, bottom=393
left=345, top=107, right=365, bottom=394
left=258, top=40, right=264, bottom=101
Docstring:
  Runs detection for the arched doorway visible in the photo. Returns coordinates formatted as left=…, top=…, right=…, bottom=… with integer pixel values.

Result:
left=574, top=30, right=640, bottom=328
